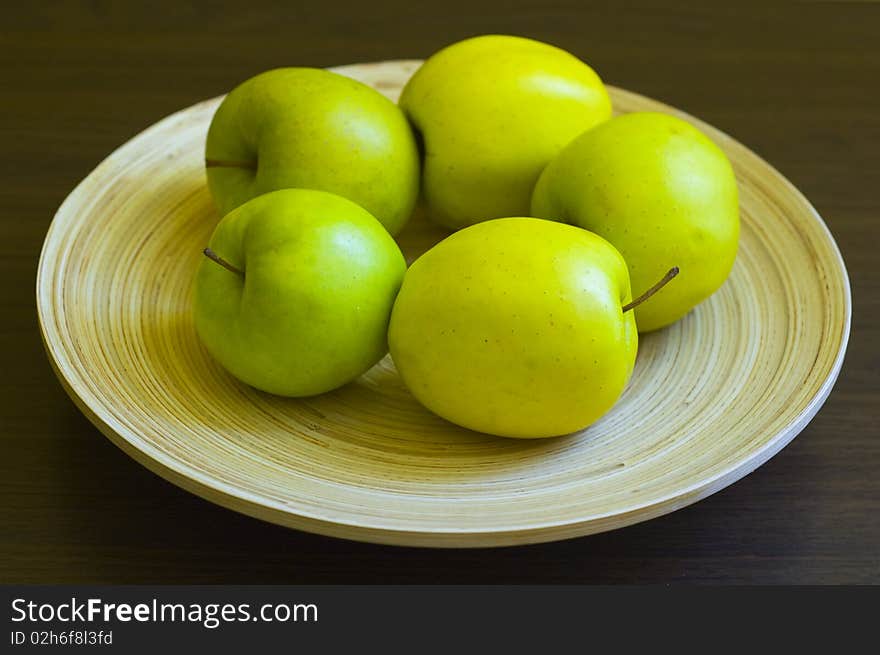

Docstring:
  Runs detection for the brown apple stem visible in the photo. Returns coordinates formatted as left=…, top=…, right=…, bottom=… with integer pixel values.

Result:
left=203, top=248, right=244, bottom=277
left=205, top=158, right=257, bottom=170
left=622, top=267, right=680, bottom=313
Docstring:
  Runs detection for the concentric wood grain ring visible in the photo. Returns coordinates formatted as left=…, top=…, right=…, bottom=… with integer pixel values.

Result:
left=36, top=60, right=850, bottom=547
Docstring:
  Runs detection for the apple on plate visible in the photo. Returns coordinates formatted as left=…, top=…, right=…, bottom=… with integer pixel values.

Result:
left=388, top=217, right=677, bottom=438
left=399, top=35, right=612, bottom=230
left=532, top=111, right=739, bottom=332
left=206, top=67, right=420, bottom=235
left=193, top=188, right=406, bottom=397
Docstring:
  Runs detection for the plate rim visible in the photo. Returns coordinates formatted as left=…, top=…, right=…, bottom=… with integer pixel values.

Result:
left=36, top=65, right=853, bottom=547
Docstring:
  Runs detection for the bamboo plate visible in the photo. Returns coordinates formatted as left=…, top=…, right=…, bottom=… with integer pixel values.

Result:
left=37, top=60, right=850, bottom=547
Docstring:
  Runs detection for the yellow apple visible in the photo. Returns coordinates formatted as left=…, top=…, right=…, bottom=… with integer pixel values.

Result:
left=532, top=112, right=739, bottom=331
left=400, top=35, right=611, bottom=230
left=388, top=217, right=640, bottom=438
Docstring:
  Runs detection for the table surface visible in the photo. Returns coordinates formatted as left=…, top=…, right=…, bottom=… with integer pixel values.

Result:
left=2, top=1, right=878, bottom=584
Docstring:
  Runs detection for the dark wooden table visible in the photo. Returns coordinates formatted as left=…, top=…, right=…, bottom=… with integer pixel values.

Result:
left=2, top=2, right=877, bottom=584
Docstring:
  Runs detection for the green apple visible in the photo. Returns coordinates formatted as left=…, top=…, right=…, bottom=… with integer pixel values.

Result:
left=399, top=35, right=612, bottom=230
left=532, top=111, right=739, bottom=332
left=388, top=218, right=676, bottom=439
left=205, top=67, right=420, bottom=235
left=193, top=188, right=406, bottom=397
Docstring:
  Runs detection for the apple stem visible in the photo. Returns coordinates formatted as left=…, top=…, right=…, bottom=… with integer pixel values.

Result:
left=205, top=158, right=257, bottom=170
left=203, top=248, right=244, bottom=277
left=621, top=267, right=680, bottom=313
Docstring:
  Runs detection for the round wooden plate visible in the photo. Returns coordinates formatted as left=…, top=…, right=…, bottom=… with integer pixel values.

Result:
left=37, top=60, right=851, bottom=547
